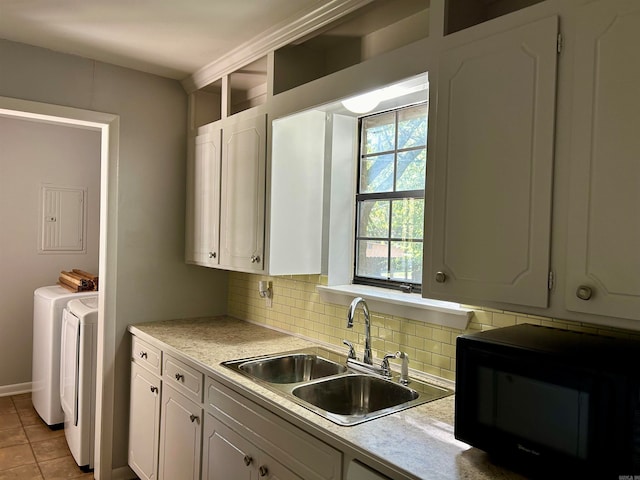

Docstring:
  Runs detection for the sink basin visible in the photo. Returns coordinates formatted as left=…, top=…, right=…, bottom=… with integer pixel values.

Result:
left=221, top=347, right=453, bottom=425
left=239, top=353, right=347, bottom=384
left=292, top=374, right=418, bottom=415
left=221, top=347, right=348, bottom=385
left=291, top=374, right=452, bottom=425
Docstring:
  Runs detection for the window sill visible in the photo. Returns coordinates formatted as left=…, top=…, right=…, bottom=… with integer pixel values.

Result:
left=317, top=284, right=473, bottom=330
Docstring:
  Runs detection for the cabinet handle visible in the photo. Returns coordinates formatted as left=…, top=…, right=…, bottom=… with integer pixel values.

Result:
left=250, top=255, right=261, bottom=263
left=576, top=285, right=593, bottom=301
left=139, top=351, right=147, bottom=359
left=150, top=386, right=158, bottom=394
left=189, top=414, right=199, bottom=424
left=208, top=251, right=216, bottom=259
left=175, top=373, right=184, bottom=381
left=435, top=271, right=447, bottom=283
left=258, top=466, right=268, bottom=477
left=243, top=455, right=252, bottom=467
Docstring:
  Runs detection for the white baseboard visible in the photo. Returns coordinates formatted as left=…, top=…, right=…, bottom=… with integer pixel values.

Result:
left=111, top=465, right=136, bottom=480
left=0, top=382, right=32, bottom=397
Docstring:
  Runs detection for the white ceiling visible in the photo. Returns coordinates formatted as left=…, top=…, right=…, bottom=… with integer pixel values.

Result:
left=0, top=0, right=324, bottom=80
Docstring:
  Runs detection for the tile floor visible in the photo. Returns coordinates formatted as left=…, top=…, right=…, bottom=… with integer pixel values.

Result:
left=0, top=393, right=93, bottom=479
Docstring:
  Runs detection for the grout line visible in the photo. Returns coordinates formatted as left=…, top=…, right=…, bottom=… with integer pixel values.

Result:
left=11, top=395, right=45, bottom=478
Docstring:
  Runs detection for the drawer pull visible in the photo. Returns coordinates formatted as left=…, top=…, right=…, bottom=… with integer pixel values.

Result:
left=258, top=466, right=268, bottom=477
left=150, top=386, right=158, bottom=394
left=139, top=351, right=148, bottom=359
left=175, top=373, right=185, bottom=381
left=189, top=414, right=199, bottom=424
left=243, top=455, right=252, bottom=467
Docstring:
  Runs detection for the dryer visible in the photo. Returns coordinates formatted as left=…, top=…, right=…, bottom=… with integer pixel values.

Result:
left=60, top=295, right=99, bottom=469
left=32, top=285, right=97, bottom=426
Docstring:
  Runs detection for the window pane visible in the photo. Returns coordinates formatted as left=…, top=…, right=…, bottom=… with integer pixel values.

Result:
left=396, top=149, right=426, bottom=191
left=363, top=112, right=395, bottom=154
left=397, top=104, right=427, bottom=149
left=391, top=199, right=424, bottom=239
left=356, top=240, right=389, bottom=279
left=354, top=101, right=428, bottom=290
left=358, top=200, right=389, bottom=238
left=389, top=241, right=423, bottom=283
left=360, top=154, right=394, bottom=193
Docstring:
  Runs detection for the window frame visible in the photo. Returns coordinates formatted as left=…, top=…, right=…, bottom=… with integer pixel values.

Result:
left=352, top=102, right=428, bottom=294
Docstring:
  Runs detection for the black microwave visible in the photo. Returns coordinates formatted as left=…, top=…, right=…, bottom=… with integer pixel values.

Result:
left=455, top=324, right=640, bottom=478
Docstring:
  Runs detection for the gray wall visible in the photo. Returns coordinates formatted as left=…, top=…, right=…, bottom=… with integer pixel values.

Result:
left=0, top=39, right=229, bottom=470
left=0, top=117, right=101, bottom=388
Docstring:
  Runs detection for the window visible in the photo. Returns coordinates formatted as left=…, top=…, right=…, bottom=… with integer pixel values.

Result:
left=354, top=103, right=428, bottom=292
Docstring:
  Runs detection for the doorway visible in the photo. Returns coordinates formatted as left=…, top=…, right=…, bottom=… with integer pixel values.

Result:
left=0, top=95, right=119, bottom=480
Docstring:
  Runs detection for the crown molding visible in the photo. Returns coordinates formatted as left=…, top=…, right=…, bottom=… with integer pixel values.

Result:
left=181, top=0, right=374, bottom=94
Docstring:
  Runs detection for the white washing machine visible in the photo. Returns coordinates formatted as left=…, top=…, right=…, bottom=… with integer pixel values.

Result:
left=32, top=285, right=98, bottom=426
left=60, top=295, right=99, bottom=469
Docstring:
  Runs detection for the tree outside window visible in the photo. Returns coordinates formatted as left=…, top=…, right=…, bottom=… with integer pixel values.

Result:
left=354, top=103, right=427, bottom=292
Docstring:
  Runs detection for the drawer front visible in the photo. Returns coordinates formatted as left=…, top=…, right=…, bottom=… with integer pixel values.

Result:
left=163, top=354, right=203, bottom=403
left=206, top=377, right=341, bottom=480
left=131, top=337, right=161, bottom=375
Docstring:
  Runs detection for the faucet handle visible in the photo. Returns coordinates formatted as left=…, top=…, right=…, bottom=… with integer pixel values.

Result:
left=342, top=340, right=356, bottom=360
left=396, top=351, right=410, bottom=385
left=381, top=352, right=398, bottom=378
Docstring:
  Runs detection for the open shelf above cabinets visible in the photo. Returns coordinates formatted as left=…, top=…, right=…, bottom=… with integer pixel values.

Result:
left=190, top=79, right=222, bottom=131
left=190, top=56, right=268, bottom=130
left=444, top=0, right=545, bottom=35
left=229, top=56, right=268, bottom=116
left=272, top=0, right=429, bottom=95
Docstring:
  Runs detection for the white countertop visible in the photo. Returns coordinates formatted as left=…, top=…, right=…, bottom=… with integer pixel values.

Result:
left=129, top=316, right=525, bottom=480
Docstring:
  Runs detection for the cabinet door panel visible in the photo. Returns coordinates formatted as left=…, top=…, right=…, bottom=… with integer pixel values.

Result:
left=429, top=16, right=558, bottom=307
left=566, top=0, right=640, bottom=319
left=128, top=363, right=161, bottom=480
left=186, top=128, right=221, bottom=266
left=202, top=413, right=254, bottom=480
left=202, top=413, right=301, bottom=480
left=158, top=385, right=202, bottom=480
left=220, top=114, right=266, bottom=272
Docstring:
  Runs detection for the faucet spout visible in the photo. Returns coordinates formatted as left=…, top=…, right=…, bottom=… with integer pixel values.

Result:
left=346, top=297, right=372, bottom=365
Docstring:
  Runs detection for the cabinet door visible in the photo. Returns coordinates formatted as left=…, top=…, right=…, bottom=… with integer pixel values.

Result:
left=428, top=16, right=558, bottom=307
left=202, top=413, right=254, bottom=480
left=219, top=114, right=267, bottom=272
left=128, top=363, right=161, bottom=480
left=565, top=0, right=640, bottom=320
left=158, top=385, right=202, bottom=480
left=202, top=413, right=300, bottom=480
left=186, top=128, right=221, bottom=266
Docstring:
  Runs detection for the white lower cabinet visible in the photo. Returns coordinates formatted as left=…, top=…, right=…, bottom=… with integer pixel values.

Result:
left=129, top=334, right=342, bottom=480
left=205, top=378, right=341, bottom=480
left=128, top=362, right=161, bottom=480
left=345, top=460, right=391, bottom=480
left=158, top=384, right=203, bottom=480
left=202, top=413, right=300, bottom=480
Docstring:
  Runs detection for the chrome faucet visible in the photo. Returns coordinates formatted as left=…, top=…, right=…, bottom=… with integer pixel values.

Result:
left=346, top=297, right=372, bottom=365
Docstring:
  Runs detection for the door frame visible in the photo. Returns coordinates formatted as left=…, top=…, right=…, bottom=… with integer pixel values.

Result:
left=0, top=96, right=119, bottom=480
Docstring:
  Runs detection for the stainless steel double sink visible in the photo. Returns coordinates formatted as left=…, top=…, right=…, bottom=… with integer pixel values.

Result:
left=221, top=346, right=453, bottom=426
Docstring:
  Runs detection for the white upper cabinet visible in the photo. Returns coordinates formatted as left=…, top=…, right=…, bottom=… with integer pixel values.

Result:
left=185, top=126, right=221, bottom=267
left=219, top=114, right=267, bottom=272
left=565, top=0, right=640, bottom=320
left=268, top=110, right=326, bottom=275
left=187, top=109, right=328, bottom=276
left=427, top=15, right=559, bottom=308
